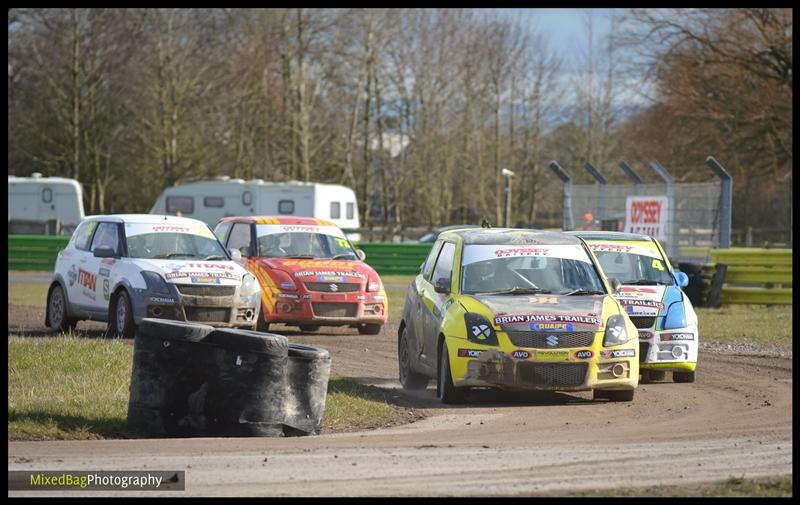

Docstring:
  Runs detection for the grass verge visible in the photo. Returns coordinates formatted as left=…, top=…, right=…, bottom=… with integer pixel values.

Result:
left=8, top=282, right=49, bottom=307
left=561, top=475, right=792, bottom=497
left=696, top=304, right=792, bottom=345
left=8, top=335, right=406, bottom=440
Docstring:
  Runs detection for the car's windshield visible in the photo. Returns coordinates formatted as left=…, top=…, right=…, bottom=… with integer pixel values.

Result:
left=460, top=244, right=606, bottom=295
left=125, top=224, right=228, bottom=260
left=589, top=243, right=674, bottom=285
left=256, top=224, right=357, bottom=260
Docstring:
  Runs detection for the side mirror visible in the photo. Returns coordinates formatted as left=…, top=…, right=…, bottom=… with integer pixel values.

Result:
left=93, top=246, right=117, bottom=258
left=229, top=248, right=242, bottom=262
left=608, top=277, right=622, bottom=293
left=356, top=249, right=366, bottom=261
left=433, top=277, right=450, bottom=294
left=674, top=271, right=689, bottom=288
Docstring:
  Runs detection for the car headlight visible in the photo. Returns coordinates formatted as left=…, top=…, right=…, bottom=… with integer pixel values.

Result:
left=464, top=312, right=498, bottom=346
left=603, top=314, right=630, bottom=347
left=662, top=301, right=687, bottom=330
left=240, top=273, right=261, bottom=297
left=141, top=271, right=170, bottom=294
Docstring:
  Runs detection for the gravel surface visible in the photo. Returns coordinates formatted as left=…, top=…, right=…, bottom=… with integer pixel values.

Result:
left=700, top=340, right=792, bottom=359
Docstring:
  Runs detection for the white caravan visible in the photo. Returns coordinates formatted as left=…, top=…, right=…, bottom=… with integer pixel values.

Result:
left=8, top=173, right=85, bottom=235
left=150, top=178, right=361, bottom=234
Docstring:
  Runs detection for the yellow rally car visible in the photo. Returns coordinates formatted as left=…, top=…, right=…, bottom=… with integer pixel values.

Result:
left=398, top=228, right=639, bottom=404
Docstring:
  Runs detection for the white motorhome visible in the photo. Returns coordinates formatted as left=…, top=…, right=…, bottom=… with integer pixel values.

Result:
left=8, top=173, right=85, bottom=235
left=150, top=178, right=361, bottom=234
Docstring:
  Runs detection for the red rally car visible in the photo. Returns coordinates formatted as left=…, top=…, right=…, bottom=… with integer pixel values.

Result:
left=214, top=216, right=387, bottom=334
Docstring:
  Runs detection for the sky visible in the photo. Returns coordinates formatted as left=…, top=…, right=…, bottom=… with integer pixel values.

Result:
left=502, top=8, right=617, bottom=64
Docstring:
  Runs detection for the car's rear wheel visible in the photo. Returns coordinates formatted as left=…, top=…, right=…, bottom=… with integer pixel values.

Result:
left=358, top=323, right=382, bottom=335
left=111, top=290, right=135, bottom=339
left=299, top=324, right=321, bottom=332
left=593, top=389, right=635, bottom=402
left=256, top=312, right=270, bottom=333
left=640, top=370, right=666, bottom=383
left=398, top=327, right=429, bottom=390
left=47, top=284, right=77, bottom=332
left=673, top=371, right=696, bottom=383
left=438, top=342, right=467, bottom=404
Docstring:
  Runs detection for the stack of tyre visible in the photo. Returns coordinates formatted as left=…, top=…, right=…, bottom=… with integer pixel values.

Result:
left=127, top=318, right=331, bottom=437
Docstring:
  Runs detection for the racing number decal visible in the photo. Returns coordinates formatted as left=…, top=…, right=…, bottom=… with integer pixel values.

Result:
left=652, top=259, right=664, bottom=271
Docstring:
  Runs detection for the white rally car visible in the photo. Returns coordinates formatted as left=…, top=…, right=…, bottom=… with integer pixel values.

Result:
left=46, top=214, right=261, bottom=338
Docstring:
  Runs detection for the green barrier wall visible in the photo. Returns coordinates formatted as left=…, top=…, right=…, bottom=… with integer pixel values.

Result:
left=357, top=243, right=433, bottom=275
left=8, top=235, right=70, bottom=271
left=707, top=248, right=792, bottom=305
left=8, top=235, right=432, bottom=276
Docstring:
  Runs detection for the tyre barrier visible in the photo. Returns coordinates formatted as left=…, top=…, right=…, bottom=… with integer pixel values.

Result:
left=127, top=318, right=330, bottom=437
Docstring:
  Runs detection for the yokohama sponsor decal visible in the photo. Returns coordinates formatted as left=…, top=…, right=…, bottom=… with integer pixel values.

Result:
left=494, top=314, right=602, bottom=326
left=600, top=348, right=636, bottom=359
left=458, top=348, right=484, bottom=358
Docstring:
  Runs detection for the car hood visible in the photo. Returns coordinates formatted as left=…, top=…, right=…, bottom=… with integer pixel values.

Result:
left=249, top=257, right=373, bottom=284
left=132, top=258, right=248, bottom=286
left=462, top=293, right=611, bottom=332
left=615, top=285, right=673, bottom=317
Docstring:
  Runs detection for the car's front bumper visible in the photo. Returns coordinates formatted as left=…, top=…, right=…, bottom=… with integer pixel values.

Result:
left=131, top=284, right=260, bottom=329
left=262, top=290, right=387, bottom=327
left=448, top=342, right=639, bottom=392
left=637, top=324, right=698, bottom=371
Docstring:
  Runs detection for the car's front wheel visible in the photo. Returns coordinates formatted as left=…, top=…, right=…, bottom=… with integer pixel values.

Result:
left=593, top=389, right=635, bottom=402
left=110, top=290, right=136, bottom=339
left=438, top=341, right=467, bottom=404
left=398, top=326, right=429, bottom=390
left=47, top=284, right=77, bottom=332
left=358, top=323, right=382, bottom=335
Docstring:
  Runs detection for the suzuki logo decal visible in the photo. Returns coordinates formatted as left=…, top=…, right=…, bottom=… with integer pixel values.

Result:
left=546, top=335, right=559, bottom=347
left=329, top=283, right=338, bottom=292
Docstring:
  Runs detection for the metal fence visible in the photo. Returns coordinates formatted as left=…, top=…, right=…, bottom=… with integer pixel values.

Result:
left=550, top=156, right=732, bottom=263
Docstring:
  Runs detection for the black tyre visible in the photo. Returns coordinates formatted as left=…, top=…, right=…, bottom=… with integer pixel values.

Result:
left=298, top=324, right=321, bottom=333
left=256, top=311, right=270, bottom=333
left=398, top=327, right=429, bottom=390
left=210, top=328, right=289, bottom=356
left=594, top=389, right=635, bottom=402
left=358, top=323, right=382, bottom=335
left=138, top=318, right=215, bottom=342
left=47, top=284, right=77, bottom=332
left=111, top=290, right=136, bottom=339
left=673, top=371, right=696, bottom=383
left=640, top=370, right=665, bottom=383
left=437, top=342, right=467, bottom=404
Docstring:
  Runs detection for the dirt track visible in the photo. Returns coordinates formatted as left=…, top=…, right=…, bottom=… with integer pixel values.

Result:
left=8, top=312, right=793, bottom=496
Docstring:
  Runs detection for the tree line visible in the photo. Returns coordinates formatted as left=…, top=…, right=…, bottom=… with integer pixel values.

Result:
left=7, top=8, right=792, bottom=239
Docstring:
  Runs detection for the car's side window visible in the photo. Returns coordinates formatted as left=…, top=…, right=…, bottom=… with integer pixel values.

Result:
left=73, top=221, right=98, bottom=251
left=228, top=223, right=253, bottom=257
left=89, top=223, right=120, bottom=254
left=214, top=222, right=233, bottom=246
left=421, top=240, right=443, bottom=281
left=431, top=241, right=456, bottom=286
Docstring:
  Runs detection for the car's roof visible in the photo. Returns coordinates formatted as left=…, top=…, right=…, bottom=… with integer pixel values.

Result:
left=217, top=215, right=338, bottom=227
left=566, top=230, right=654, bottom=242
left=440, top=228, right=584, bottom=246
left=82, top=214, right=208, bottom=226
